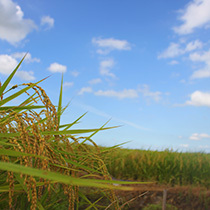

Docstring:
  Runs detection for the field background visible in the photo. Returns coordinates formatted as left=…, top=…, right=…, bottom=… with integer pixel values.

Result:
left=105, top=147, right=210, bottom=187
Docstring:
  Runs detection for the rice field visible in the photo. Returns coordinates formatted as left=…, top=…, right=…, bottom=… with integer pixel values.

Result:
left=105, top=148, right=210, bottom=187
left=1, top=56, right=210, bottom=209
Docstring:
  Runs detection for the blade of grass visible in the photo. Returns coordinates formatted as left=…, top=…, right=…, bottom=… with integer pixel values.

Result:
left=42, top=126, right=120, bottom=135
left=0, top=106, right=45, bottom=111
left=0, top=149, right=49, bottom=160
left=0, top=126, right=120, bottom=138
left=63, top=112, right=88, bottom=131
left=100, top=141, right=131, bottom=153
left=57, top=74, right=63, bottom=126
left=0, top=161, right=134, bottom=190
left=79, top=191, right=98, bottom=210
left=79, top=120, right=112, bottom=146
left=0, top=53, right=27, bottom=97
left=85, top=196, right=103, bottom=210
left=0, top=141, right=18, bottom=147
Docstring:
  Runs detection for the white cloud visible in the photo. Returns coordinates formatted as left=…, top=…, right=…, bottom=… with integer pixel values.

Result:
left=16, top=70, right=35, bottom=81
left=48, top=63, right=67, bottom=73
left=41, top=16, right=54, bottom=29
left=185, top=40, right=203, bottom=52
left=88, top=78, right=102, bottom=85
left=0, top=54, right=18, bottom=75
left=199, top=145, right=210, bottom=149
left=0, top=0, right=37, bottom=44
left=0, top=54, right=36, bottom=81
left=190, top=49, right=210, bottom=79
left=92, top=37, right=131, bottom=54
left=100, top=59, right=116, bottom=78
left=173, top=0, right=210, bottom=35
left=78, top=87, right=93, bottom=95
left=138, top=85, right=162, bottom=102
left=63, top=82, right=74, bottom=88
left=70, top=70, right=79, bottom=77
left=186, top=91, right=210, bottom=107
left=158, top=40, right=203, bottom=59
left=189, top=133, right=210, bottom=140
left=191, top=68, right=210, bottom=79
left=12, top=52, right=40, bottom=63
left=94, top=89, right=139, bottom=99
left=180, top=144, right=189, bottom=148
left=169, top=60, right=179, bottom=65
left=79, top=84, right=162, bottom=101
left=158, top=43, right=184, bottom=59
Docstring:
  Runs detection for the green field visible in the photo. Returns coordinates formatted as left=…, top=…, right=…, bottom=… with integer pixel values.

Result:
left=105, top=147, right=210, bottom=187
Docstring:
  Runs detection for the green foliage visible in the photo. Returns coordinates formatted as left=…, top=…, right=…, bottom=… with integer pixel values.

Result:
left=106, top=148, right=210, bottom=187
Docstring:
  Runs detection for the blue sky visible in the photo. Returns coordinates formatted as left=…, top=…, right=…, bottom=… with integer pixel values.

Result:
left=1, top=0, right=210, bottom=152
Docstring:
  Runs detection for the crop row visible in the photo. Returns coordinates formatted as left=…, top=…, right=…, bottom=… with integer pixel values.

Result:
left=105, top=148, right=210, bottom=187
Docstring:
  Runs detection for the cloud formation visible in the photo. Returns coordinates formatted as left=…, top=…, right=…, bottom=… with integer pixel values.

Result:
left=16, top=70, right=35, bottom=81
left=0, top=54, right=18, bottom=75
left=186, top=91, right=210, bottom=107
left=95, top=89, right=139, bottom=99
left=48, top=63, right=67, bottom=73
left=88, top=78, right=102, bottom=85
left=138, top=85, right=162, bottom=102
left=173, top=0, right=210, bottom=35
left=0, top=0, right=37, bottom=44
left=189, top=133, right=210, bottom=140
left=158, top=40, right=203, bottom=59
left=41, top=16, right=54, bottom=29
left=78, top=87, right=93, bottom=95
left=12, top=52, right=40, bottom=63
left=70, top=70, right=79, bottom=77
left=180, top=144, right=189, bottom=148
left=92, top=37, right=131, bottom=54
left=0, top=54, right=36, bottom=81
left=199, top=145, right=210, bottom=149
left=169, top=60, right=179, bottom=65
left=63, top=82, right=74, bottom=88
left=78, top=83, right=162, bottom=102
left=190, top=49, right=210, bottom=79
left=99, top=59, right=116, bottom=78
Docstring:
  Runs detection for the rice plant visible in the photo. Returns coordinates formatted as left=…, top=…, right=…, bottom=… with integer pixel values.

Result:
left=106, top=148, right=210, bottom=187
left=0, top=55, right=136, bottom=210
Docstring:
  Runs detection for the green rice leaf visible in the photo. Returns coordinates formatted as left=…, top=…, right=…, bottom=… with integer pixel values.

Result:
left=63, top=112, right=88, bottom=130
left=0, top=54, right=27, bottom=98
left=0, top=106, right=45, bottom=111
left=57, top=74, right=63, bottom=126
left=0, top=161, right=133, bottom=190
left=42, top=126, right=119, bottom=135
left=0, top=149, right=49, bottom=160
left=0, top=126, right=119, bottom=138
